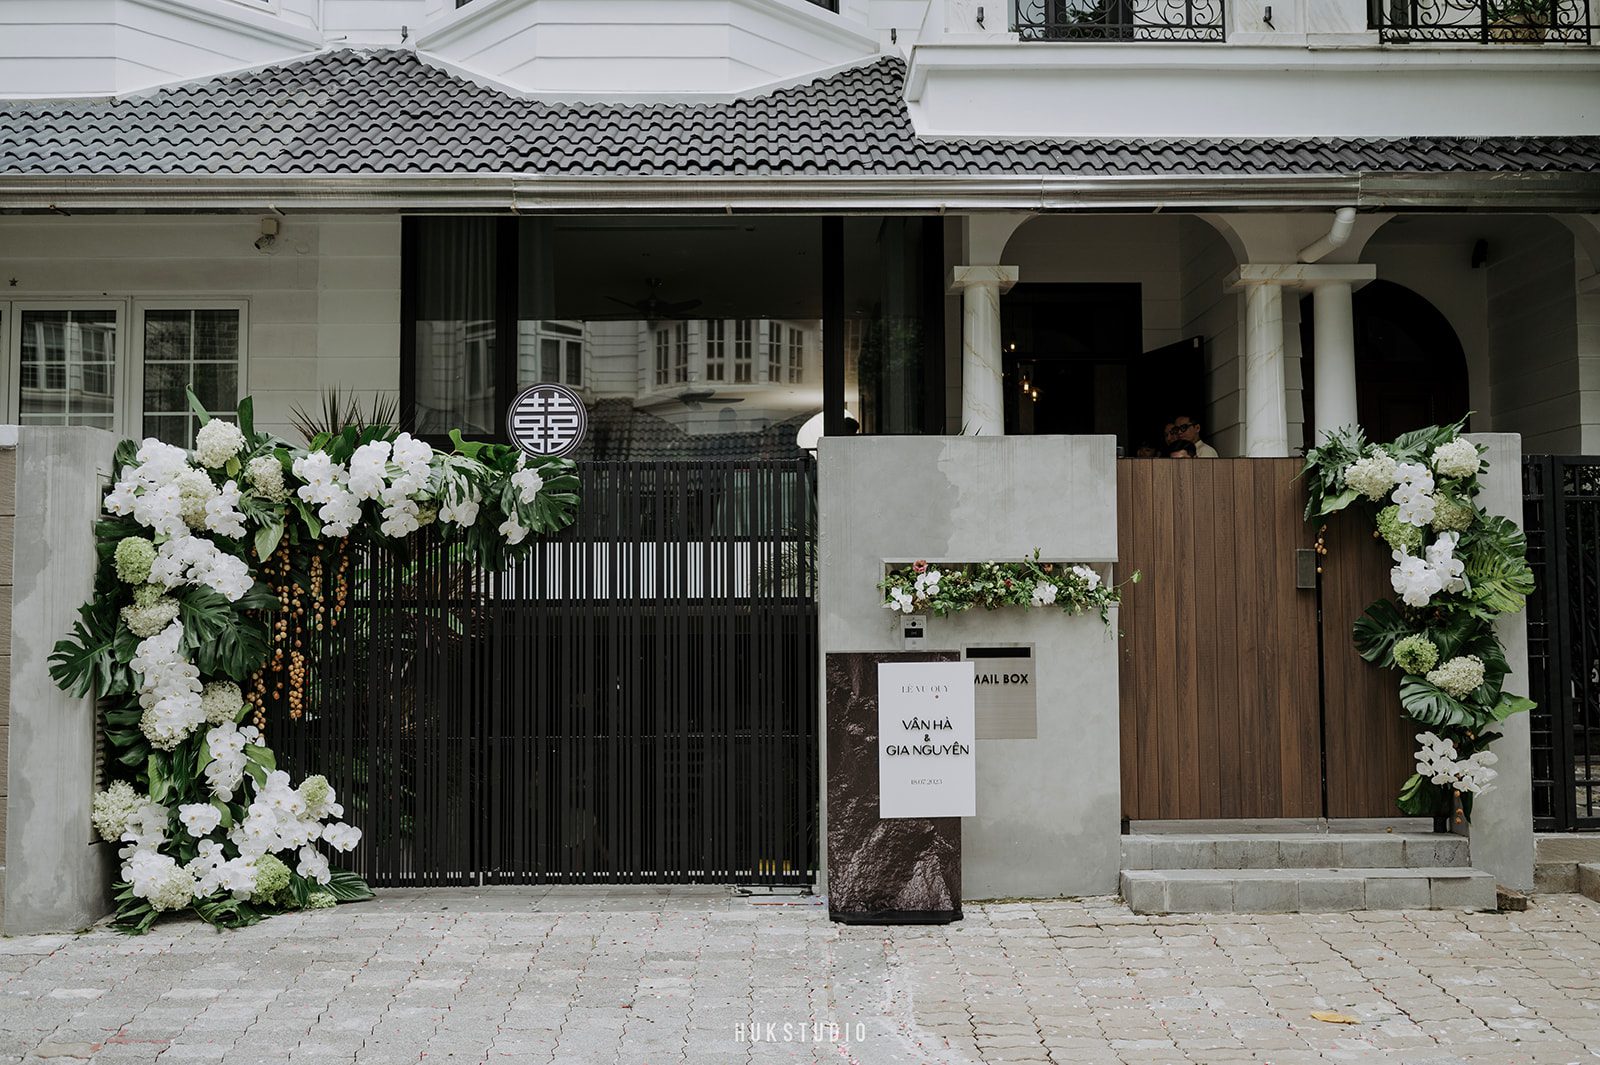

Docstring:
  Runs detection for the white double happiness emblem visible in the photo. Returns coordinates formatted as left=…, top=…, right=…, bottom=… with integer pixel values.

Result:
left=506, top=383, right=587, bottom=458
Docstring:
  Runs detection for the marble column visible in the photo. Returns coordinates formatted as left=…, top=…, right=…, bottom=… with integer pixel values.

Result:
left=1310, top=280, right=1358, bottom=444
left=1242, top=281, right=1289, bottom=457
left=949, top=265, right=1019, bottom=436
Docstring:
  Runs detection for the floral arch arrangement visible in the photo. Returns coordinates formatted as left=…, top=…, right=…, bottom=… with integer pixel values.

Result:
left=1303, top=420, right=1534, bottom=825
left=50, top=395, right=578, bottom=932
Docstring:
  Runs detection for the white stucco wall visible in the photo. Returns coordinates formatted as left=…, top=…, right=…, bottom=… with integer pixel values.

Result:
left=0, top=216, right=401, bottom=442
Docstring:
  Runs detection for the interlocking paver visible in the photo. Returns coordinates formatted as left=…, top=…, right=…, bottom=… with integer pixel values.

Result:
left=4, top=892, right=1600, bottom=1062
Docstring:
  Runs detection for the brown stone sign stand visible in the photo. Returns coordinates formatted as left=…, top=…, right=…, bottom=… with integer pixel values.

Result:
left=826, top=651, right=963, bottom=925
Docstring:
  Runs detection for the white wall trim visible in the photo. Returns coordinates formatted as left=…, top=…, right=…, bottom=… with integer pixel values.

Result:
left=414, top=49, right=888, bottom=105
left=907, top=42, right=1600, bottom=100
left=419, top=0, right=875, bottom=52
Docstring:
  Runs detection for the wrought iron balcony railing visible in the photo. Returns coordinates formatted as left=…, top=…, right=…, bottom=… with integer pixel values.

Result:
left=1371, top=0, right=1596, bottom=42
left=1013, top=0, right=1226, bottom=41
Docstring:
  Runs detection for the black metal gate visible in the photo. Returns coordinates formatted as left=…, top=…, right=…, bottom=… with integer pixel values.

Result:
left=1524, top=456, right=1600, bottom=831
left=275, top=457, right=819, bottom=886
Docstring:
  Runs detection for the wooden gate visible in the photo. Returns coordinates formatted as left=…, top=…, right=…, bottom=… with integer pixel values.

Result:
left=1117, top=458, right=1413, bottom=821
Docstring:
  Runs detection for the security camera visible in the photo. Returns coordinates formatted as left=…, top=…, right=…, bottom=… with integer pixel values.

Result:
left=254, top=217, right=280, bottom=251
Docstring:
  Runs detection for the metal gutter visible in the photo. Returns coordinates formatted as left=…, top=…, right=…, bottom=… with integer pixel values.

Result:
left=0, top=171, right=1595, bottom=213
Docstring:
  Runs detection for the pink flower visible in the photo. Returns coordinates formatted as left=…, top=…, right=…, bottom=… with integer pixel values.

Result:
left=912, top=560, right=928, bottom=574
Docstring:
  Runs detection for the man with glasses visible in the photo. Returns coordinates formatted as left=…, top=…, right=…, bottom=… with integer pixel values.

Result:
left=1170, top=414, right=1217, bottom=458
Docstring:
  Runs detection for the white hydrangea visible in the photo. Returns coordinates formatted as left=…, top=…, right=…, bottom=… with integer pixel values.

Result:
left=1342, top=448, right=1399, bottom=501
left=322, top=822, right=362, bottom=852
left=174, top=468, right=219, bottom=527
left=203, top=480, right=247, bottom=539
left=125, top=849, right=196, bottom=912
left=245, top=455, right=287, bottom=503
left=1415, top=731, right=1499, bottom=795
left=1391, top=462, right=1437, bottom=528
left=203, top=720, right=262, bottom=802
left=884, top=586, right=914, bottom=614
left=1071, top=564, right=1102, bottom=590
left=91, top=781, right=146, bottom=843
left=200, top=681, right=244, bottom=726
left=178, top=802, right=223, bottom=839
left=120, top=596, right=180, bottom=638
left=1031, top=581, right=1059, bottom=607
left=1427, top=654, right=1486, bottom=698
left=1432, top=437, right=1481, bottom=480
left=131, top=621, right=205, bottom=750
left=194, top=419, right=246, bottom=469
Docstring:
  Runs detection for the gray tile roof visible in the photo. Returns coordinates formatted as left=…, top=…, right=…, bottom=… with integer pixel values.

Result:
left=2, top=48, right=1597, bottom=178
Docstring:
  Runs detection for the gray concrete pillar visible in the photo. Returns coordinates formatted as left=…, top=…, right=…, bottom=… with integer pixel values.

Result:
left=3, top=426, right=116, bottom=934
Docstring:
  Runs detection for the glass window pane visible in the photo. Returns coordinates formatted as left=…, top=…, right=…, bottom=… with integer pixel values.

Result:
left=193, top=310, right=239, bottom=360
left=143, top=415, right=193, bottom=449
left=411, top=218, right=499, bottom=436
left=540, top=338, right=561, bottom=382
left=19, top=309, right=119, bottom=429
left=143, top=311, right=191, bottom=362
left=844, top=218, right=938, bottom=435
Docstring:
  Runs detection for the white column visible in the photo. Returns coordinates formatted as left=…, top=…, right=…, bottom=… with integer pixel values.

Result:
left=950, top=265, right=1019, bottom=436
left=1242, top=281, right=1289, bottom=457
left=1311, top=280, right=1358, bottom=444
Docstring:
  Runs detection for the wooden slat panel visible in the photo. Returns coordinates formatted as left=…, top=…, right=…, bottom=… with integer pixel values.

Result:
left=1321, top=510, right=1417, bottom=817
left=1117, top=458, right=1322, bottom=820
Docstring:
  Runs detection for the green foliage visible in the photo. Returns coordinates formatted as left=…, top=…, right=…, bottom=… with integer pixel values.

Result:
left=879, top=552, right=1133, bottom=625
left=56, top=390, right=583, bottom=935
left=1303, top=419, right=1533, bottom=823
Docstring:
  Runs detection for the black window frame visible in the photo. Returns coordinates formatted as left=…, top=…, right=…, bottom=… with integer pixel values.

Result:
left=400, top=215, right=945, bottom=446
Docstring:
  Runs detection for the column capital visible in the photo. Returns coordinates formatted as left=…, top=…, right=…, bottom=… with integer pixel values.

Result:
left=1225, top=263, right=1377, bottom=292
left=948, top=265, right=1020, bottom=295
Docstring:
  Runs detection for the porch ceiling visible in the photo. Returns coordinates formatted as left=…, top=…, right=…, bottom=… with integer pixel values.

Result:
left=1, top=49, right=1597, bottom=211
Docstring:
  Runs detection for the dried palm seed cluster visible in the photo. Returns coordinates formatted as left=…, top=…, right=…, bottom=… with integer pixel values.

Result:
left=247, top=543, right=352, bottom=730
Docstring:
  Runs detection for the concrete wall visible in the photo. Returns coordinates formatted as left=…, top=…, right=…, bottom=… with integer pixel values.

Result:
left=0, top=445, right=11, bottom=878
left=818, top=435, right=1122, bottom=899
left=2, top=426, right=116, bottom=935
left=0, top=215, right=402, bottom=444
left=1465, top=433, right=1534, bottom=893
left=1487, top=221, right=1581, bottom=453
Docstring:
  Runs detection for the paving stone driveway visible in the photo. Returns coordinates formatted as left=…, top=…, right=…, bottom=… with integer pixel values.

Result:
left=5, top=889, right=1600, bottom=1065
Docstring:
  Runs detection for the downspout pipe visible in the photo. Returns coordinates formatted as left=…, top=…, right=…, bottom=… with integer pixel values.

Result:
left=1299, top=207, right=1358, bottom=263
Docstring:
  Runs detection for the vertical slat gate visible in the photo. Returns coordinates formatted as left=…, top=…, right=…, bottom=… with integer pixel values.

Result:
left=1117, top=458, right=1322, bottom=820
left=277, top=457, right=819, bottom=886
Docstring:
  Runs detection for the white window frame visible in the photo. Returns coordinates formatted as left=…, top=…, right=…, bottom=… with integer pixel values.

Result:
left=133, top=299, right=250, bottom=444
left=7, top=300, right=132, bottom=434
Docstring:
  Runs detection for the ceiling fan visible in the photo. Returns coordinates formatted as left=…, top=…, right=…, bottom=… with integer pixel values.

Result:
left=606, top=278, right=702, bottom=320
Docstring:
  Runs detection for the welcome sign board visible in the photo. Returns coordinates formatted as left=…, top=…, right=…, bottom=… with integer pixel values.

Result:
left=878, top=661, right=976, bottom=819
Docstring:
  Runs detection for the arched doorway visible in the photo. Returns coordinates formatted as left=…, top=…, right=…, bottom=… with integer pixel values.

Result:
left=1300, top=280, right=1469, bottom=446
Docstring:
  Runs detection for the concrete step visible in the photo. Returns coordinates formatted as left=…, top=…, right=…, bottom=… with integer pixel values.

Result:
left=1121, top=867, right=1497, bottom=914
left=1122, top=832, right=1470, bottom=871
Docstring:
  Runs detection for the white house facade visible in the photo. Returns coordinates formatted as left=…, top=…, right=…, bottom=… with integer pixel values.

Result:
left=2, top=0, right=1599, bottom=930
